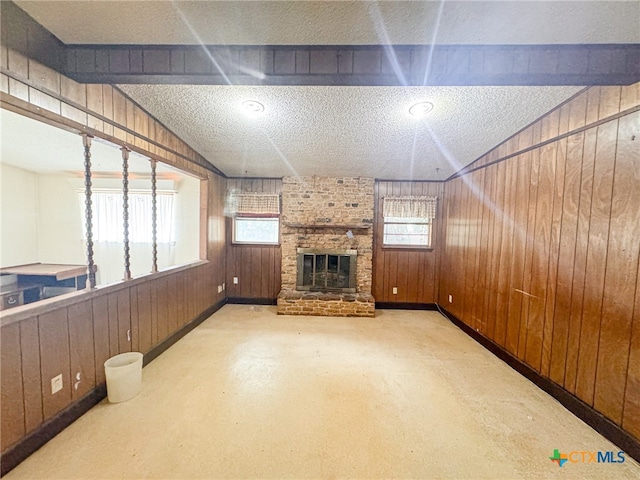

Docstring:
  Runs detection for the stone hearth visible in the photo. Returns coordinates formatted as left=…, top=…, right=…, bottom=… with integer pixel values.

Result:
left=277, top=176, right=375, bottom=317
left=277, top=291, right=375, bottom=317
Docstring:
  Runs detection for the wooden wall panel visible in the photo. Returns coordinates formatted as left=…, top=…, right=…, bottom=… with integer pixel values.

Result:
left=1, top=323, right=24, bottom=451
left=67, top=301, right=96, bottom=400
left=19, top=318, right=42, bottom=433
left=574, top=120, right=617, bottom=405
left=175, top=272, right=185, bottom=327
left=92, top=296, right=110, bottom=386
left=166, top=274, right=179, bottom=334
left=150, top=281, right=159, bottom=345
left=439, top=84, right=640, bottom=442
left=117, top=289, right=132, bottom=353
left=38, top=309, right=71, bottom=421
left=541, top=136, right=567, bottom=378
left=129, top=288, right=139, bottom=353
left=226, top=178, right=283, bottom=300
left=623, top=257, right=640, bottom=438
left=135, top=283, right=153, bottom=354
left=548, top=133, right=582, bottom=385
left=524, top=142, right=556, bottom=372
left=106, top=292, right=119, bottom=357
left=564, top=127, right=597, bottom=394
left=593, top=112, right=640, bottom=423
left=373, top=181, right=444, bottom=304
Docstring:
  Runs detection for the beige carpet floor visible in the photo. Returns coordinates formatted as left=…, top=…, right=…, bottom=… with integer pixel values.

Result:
left=5, top=305, right=640, bottom=479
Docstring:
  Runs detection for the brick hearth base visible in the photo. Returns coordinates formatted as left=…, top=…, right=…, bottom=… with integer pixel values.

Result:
left=277, top=290, right=375, bottom=317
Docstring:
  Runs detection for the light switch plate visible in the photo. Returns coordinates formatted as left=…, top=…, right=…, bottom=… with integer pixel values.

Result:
left=392, top=287, right=398, bottom=295
left=233, top=277, right=238, bottom=284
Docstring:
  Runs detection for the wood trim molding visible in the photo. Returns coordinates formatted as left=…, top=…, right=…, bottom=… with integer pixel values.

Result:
left=375, top=302, right=437, bottom=310
left=0, top=298, right=227, bottom=477
left=438, top=306, right=640, bottom=464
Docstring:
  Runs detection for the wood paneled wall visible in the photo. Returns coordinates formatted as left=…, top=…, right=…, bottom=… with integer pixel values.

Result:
left=1, top=265, right=219, bottom=452
left=374, top=181, right=444, bottom=304
left=226, top=178, right=282, bottom=300
left=1, top=48, right=228, bottom=458
left=439, top=83, right=640, bottom=441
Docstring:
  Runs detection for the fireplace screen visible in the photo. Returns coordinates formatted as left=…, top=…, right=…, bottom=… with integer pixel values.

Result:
left=296, top=248, right=357, bottom=293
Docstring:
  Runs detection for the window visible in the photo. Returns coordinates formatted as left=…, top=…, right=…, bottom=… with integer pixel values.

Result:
left=382, top=196, right=437, bottom=248
left=234, top=217, right=279, bottom=244
left=383, top=216, right=432, bottom=246
left=229, top=193, right=280, bottom=245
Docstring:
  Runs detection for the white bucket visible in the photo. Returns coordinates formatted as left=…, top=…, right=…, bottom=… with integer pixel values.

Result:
left=104, top=352, right=143, bottom=403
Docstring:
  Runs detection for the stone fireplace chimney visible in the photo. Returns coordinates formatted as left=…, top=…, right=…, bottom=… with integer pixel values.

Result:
left=277, top=176, right=375, bottom=317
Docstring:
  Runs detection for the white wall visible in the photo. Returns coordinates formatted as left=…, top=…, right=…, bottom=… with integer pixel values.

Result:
left=173, top=174, right=201, bottom=266
left=37, top=174, right=85, bottom=265
left=0, top=164, right=39, bottom=267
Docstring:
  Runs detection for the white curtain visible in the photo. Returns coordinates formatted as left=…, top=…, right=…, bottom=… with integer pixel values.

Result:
left=79, top=191, right=175, bottom=285
left=82, top=191, right=174, bottom=243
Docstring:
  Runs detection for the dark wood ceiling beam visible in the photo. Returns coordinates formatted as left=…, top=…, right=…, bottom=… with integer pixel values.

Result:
left=64, top=44, right=640, bottom=86
left=2, top=2, right=639, bottom=86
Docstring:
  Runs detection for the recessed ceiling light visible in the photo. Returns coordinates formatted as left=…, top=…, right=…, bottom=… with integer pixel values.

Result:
left=409, top=101, right=434, bottom=117
left=241, top=100, right=265, bottom=115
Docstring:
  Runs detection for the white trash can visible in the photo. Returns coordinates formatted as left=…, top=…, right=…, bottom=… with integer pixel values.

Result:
left=104, top=352, right=143, bottom=403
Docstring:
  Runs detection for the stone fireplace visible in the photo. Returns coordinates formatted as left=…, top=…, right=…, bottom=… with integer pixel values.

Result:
left=277, top=176, right=375, bottom=317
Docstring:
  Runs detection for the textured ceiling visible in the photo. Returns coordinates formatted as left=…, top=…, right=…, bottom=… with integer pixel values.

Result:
left=15, top=1, right=640, bottom=45
left=118, top=84, right=582, bottom=180
left=9, top=1, right=628, bottom=180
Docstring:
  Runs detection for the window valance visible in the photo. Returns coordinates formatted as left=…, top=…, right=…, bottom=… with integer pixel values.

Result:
left=383, top=196, right=437, bottom=219
left=228, top=193, right=281, bottom=216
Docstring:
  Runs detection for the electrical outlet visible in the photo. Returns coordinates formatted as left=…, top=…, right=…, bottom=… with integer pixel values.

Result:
left=233, top=277, right=238, bottom=284
left=222, top=283, right=226, bottom=290
left=392, top=287, right=398, bottom=295
left=217, top=285, right=222, bottom=293
left=448, top=294, right=453, bottom=303
left=51, top=374, right=63, bottom=394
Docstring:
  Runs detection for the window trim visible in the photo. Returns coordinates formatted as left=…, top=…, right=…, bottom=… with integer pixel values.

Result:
left=232, top=215, right=280, bottom=246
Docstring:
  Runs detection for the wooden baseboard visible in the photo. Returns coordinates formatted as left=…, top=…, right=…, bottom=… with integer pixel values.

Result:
left=0, top=298, right=227, bottom=476
left=375, top=302, right=437, bottom=310
left=438, top=306, right=640, bottom=464
left=227, top=297, right=277, bottom=305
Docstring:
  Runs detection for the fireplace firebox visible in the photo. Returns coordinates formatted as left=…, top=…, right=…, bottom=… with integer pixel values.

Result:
left=296, top=248, right=357, bottom=293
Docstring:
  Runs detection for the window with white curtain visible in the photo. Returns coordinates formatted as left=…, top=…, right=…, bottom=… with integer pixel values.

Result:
left=80, top=191, right=174, bottom=243
left=228, top=192, right=280, bottom=244
left=382, top=196, right=437, bottom=248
